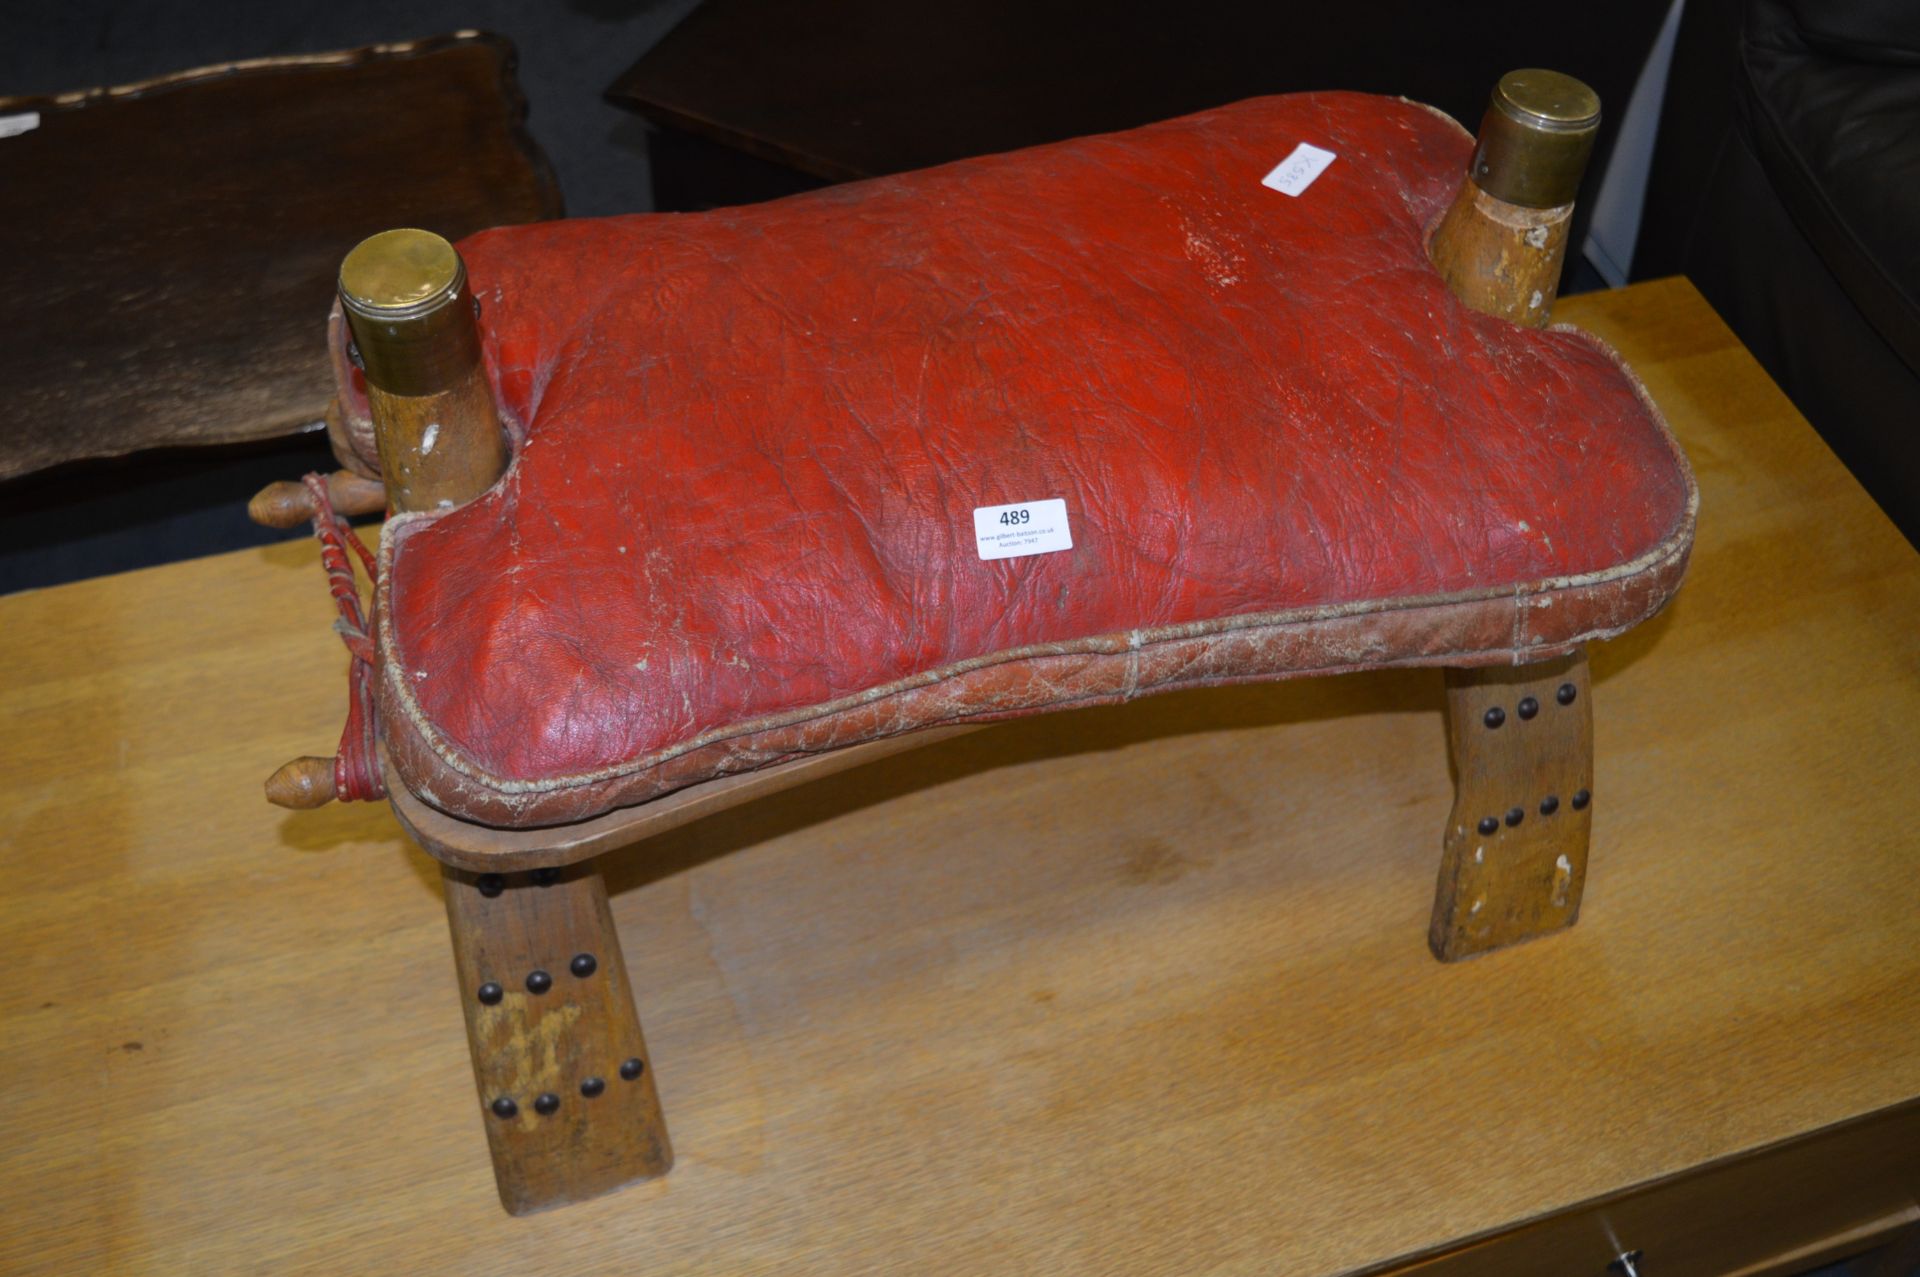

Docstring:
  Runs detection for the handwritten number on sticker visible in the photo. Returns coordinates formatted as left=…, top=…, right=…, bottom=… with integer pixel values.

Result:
left=1262, top=143, right=1337, bottom=197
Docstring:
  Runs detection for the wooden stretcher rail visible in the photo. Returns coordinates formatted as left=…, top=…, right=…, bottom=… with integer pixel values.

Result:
left=386, top=726, right=979, bottom=871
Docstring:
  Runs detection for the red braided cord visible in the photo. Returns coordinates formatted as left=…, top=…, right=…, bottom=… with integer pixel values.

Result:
left=301, top=473, right=386, bottom=802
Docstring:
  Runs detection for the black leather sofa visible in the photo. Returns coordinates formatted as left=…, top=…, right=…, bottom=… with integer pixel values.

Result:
left=1635, top=0, right=1920, bottom=544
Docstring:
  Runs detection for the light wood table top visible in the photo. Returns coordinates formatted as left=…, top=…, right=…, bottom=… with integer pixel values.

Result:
left=4, top=278, right=1916, bottom=1275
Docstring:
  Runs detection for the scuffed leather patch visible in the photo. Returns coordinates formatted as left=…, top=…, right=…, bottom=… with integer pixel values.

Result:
left=376, top=91, right=1697, bottom=828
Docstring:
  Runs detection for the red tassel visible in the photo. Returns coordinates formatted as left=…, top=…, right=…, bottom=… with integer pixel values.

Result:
left=301, top=472, right=386, bottom=802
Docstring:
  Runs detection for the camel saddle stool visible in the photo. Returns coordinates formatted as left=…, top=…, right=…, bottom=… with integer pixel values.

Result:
left=255, top=72, right=1696, bottom=1214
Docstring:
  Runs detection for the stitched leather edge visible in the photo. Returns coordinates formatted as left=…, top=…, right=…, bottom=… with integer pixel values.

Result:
left=375, top=318, right=1696, bottom=828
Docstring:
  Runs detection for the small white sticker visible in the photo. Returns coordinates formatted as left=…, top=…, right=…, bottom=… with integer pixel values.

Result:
left=1262, top=143, right=1336, bottom=197
left=974, top=498, right=1072, bottom=562
left=0, top=112, right=41, bottom=140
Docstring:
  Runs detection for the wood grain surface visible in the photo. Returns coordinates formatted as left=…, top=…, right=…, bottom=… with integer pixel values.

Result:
left=1428, top=185, right=1576, bottom=327
left=386, top=726, right=981, bottom=872
left=2, top=278, right=1917, bottom=1274
left=364, top=360, right=509, bottom=517
left=0, top=33, right=561, bottom=480
left=442, top=864, right=672, bottom=1213
left=1431, top=654, right=1595, bottom=961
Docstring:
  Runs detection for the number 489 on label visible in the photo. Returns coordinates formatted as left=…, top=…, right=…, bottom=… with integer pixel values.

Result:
left=973, top=498, right=1072, bottom=561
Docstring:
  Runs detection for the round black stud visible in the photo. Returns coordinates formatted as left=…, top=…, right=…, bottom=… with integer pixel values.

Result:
left=532, top=867, right=561, bottom=887
left=1557, top=683, right=1577, bottom=706
left=1571, top=788, right=1591, bottom=810
left=477, top=981, right=504, bottom=1006
left=490, top=1096, right=517, bottom=1119
left=1477, top=815, right=1500, bottom=836
left=525, top=970, right=552, bottom=995
left=1539, top=795, right=1560, bottom=816
left=619, top=1057, right=645, bottom=1081
left=569, top=953, right=597, bottom=979
left=1517, top=696, right=1539, bottom=720
left=477, top=874, right=505, bottom=898
left=1505, top=806, right=1525, bottom=827
left=1483, top=706, right=1506, bottom=729
left=533, top=1092, right=560, bottom=1116
left=580, top=1076, right=606, bottom=1099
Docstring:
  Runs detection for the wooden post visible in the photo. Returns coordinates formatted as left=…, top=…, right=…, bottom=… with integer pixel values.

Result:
left=1430, top=656, right=1594, bottom=961
left=339, top=229, right=673, bottom=1210
left=444, top=864, right=672, bottom=1214
left=1428, top=69, right=1598, bottom=327
left=337, top=228, right=509, bottom=514
left=1427, top=72, right=1604, bottom=961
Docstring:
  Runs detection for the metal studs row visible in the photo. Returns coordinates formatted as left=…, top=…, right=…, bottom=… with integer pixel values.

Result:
left=475, top=953, right=598, bottom=1005
left=489, top=1058, right=645, bottom=1120
left=475, top=867, right=564, bottom=898
left=1475, top=788, right=1590, bottom=836
left=1482, top=682, right=1578, bottom=730
left=488, top=1092, right=561, bottom=1119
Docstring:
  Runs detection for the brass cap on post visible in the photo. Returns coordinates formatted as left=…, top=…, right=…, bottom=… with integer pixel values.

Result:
left=1468, top=70, right=1601, bottom=209
left=338, top=228, right=482, bottom=396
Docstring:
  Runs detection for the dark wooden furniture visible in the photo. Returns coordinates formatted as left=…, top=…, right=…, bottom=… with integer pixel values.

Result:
left=0, top=31, right=561, bottom=481
left=607, top=0, right=1667, bottom=221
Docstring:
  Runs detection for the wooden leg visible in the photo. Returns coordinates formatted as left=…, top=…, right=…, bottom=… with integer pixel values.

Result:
left=441, top=859, right=672, bottom=1214
left=1430, top=652, right=1594, bottom=962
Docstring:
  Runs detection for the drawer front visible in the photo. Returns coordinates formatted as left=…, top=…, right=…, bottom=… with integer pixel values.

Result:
left=1377, top=1099, right=1920, bottom=1277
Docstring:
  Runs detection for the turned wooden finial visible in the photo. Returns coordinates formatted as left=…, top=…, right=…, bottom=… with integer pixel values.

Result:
left=248, top=469, right=389, bottom=529
left=266, top=756, right=337, bottom=809
left=1429, top=69, right=1601, bottom=329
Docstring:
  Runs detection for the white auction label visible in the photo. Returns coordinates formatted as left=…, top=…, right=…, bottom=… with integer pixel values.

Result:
left=1262, top=142, right=1336, bottom=197
left=973, top=498, right=1072, bottom=561
left=0, top=112, right=41, bottom=140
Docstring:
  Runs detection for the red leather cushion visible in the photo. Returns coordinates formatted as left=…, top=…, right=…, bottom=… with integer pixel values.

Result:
left=373, top=91, right=1695, bottom=827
